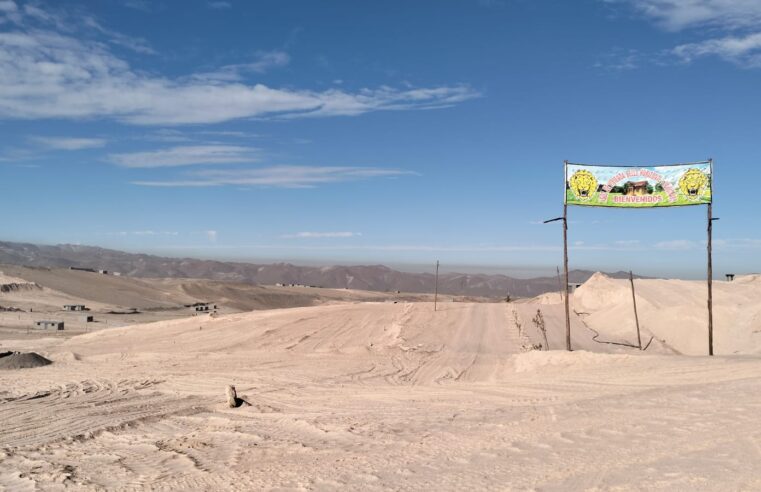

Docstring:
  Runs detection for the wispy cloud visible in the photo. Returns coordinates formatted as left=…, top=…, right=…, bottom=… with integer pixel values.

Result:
left=282, top=232, right=363, bottom=239
left=610, top=0, right=761, bottom=31
left=594, top=48, right=646, bottom=71
left=132, top=165, right=415, bottom=188
left=123, top=1, right=153, bottom=12
left=205, top=230, right=218, bottom=242
left=654, top=239, right=698, bottom=250
left=0, top=3, right=479, bottom=125
left=81, top=16, right=156, bottom=55
left=605, top=0, right=761, bottom=68
left=672, top=31, right=761, bottom=66
left=29, top=136, right=106, bottom=150
left=100, top=230, right=179, bottom=237
left=191, top=50, right=291, bottom=81
left=109, top=145, right=259, bottom=168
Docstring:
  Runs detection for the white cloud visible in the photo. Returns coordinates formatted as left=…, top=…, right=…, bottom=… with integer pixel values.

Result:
left=654, top=239, right=698, bottom=250
left=0, top=5, right=478, bottom=125
left=29, top=136, right=106, bottom=150
left=282, top=232, right=363, bottom=239
left=109, top=145, right=259, bottom=168
left=205, top=230, right=218, bottom=242
left=612, top=0, right=761, bottom=30
left=192, top=50, right=291, bottom=82
left=132, top=165, right=415, bottom=188
left=101, top=230, right=178, bottom=236
left=672, top=31, right=761, bottom=66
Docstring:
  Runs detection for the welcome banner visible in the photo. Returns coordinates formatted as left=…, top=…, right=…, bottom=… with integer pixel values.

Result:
left=565, top=161, right=712, bottom=208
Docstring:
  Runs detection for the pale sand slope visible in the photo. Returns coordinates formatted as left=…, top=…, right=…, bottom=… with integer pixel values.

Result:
left=2, top=301, right=761, bottom=489
left=574, top=273, right=761, bottom=355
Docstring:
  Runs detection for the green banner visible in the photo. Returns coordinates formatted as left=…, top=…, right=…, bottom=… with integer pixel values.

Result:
left=565, top=162, right=712, bottom=207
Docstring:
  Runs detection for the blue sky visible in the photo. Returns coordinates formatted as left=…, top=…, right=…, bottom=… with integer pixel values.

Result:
left=1, top=0, right=761, bottom=278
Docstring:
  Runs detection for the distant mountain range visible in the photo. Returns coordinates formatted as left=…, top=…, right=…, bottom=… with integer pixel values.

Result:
left=0, top=240, right=635, bottom=298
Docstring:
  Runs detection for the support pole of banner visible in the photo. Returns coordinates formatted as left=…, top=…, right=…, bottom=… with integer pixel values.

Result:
left=563, top=203, right=571, bottom=351
left=629, top=270, right=642, bottom=350
left=544, top=214, right=571, bottom=351
left=707, top=158, right=716, bottom=356
left=707, top=203, right=713, bottom=356
left=434, top=260, right=439, bottom=312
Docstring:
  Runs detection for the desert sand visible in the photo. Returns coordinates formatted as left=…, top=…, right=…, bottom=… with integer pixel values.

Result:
left=2, top=271, right=761, bottom=490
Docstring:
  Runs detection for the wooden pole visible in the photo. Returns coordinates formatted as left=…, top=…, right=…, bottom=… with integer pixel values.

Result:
left=434, top=260, right=439, bottom=312
left=563, top=203, right=571, bottom=351
left=629, top=270, right=642, bottom=350
left=707, top=202, right=714, bottom=356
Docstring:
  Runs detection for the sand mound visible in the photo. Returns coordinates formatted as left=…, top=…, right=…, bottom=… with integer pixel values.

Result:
left=58, top=301, right=634, bottom=384
left=0, top=351, right=52, bottom=369
left=574, top=273, right=761, bottom=355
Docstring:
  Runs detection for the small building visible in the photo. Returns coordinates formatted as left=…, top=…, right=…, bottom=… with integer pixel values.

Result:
left=195, top=305, right=209, bottom=312
left=98, top=270, right=108, bottom=274
left=726, top=274, right=735, bottom=282
left=35, top=320, right=64, bottom=330
left=63, top=304, right=87, bottom=311
left=81, top=315, right=94, bottom=323
left=568, top=282, right=583, bottom=293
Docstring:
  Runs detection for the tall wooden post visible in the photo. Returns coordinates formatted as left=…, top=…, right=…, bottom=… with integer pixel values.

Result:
left=707, top=202, right=714, bottom=356
left=563, top=203, right=571, bottom=351
left=629, top=270, right=642, bottom=350
left=434, top=260, right=439, bottom=312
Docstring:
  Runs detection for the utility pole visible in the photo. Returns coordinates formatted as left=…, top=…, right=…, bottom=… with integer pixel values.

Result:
left=434, top=260, right=440, bottom=312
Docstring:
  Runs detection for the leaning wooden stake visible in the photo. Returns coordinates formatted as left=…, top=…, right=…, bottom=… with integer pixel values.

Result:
left=225, top=385, right=238, bottom=408
left=556, top=266, right=564, bottom=304
left=434, top=260, right=439, bottom=312
left=629, top=271, right=642, bottom=350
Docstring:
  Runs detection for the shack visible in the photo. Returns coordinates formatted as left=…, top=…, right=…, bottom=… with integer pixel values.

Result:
left=63, top=304, right=87, bottom=311
left=35, top=320, right=64, bottom=330
left=81, top=315, right=94, bottom=323
left=726, top=274, right=735, bottom=282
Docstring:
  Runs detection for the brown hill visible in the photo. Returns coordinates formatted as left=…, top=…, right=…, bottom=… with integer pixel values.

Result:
left=0, top=240, right=635, bottom=298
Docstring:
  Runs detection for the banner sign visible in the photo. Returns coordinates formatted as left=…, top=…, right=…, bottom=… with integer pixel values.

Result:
left=565, top=162, right=712, bottom=207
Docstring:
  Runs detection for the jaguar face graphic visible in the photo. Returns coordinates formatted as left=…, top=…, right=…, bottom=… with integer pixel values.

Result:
left=678, top=168, right=709, bottom=201
left=569, top=170, right=598, bottom=201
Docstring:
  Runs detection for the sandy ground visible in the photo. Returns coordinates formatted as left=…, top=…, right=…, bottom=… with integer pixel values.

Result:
left=2, top=273, right=761, bottom=490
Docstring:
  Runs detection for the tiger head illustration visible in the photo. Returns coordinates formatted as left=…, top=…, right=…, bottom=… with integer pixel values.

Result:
left=678, top=168, right=709, bottom=201
left=569, top=170, right=598, bottom=201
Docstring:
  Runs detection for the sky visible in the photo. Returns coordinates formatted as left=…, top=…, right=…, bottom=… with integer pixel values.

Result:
left=1, top=0, right=761, bottom=278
